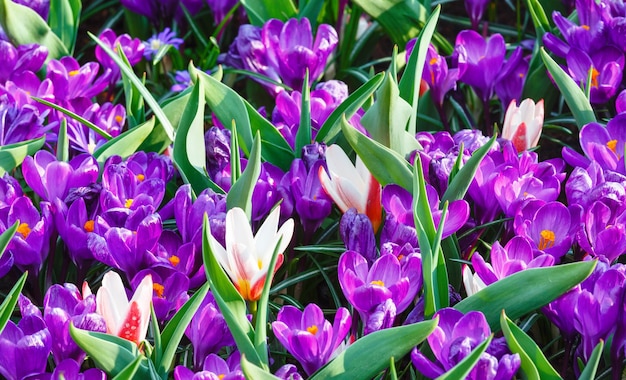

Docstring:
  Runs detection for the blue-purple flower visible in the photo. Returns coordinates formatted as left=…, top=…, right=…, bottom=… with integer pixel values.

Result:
left=143, top=28, right=184, bottom=61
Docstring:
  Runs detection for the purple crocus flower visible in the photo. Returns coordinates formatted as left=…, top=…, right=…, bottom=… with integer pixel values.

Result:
left=566, top=46, right=623, bottom=104
left=340, top=208, right=376, bottom=263
left=279, top=159, right=332, bottom=237
left=94, top=28, right=144, bottom=84
left=46, top=56, right=111, bottom=102
left=206, top=0, right=244, bottom=26
left=495, top=46, right=529, bottom=109
left=171, top=70, right=192, bottom=92
left=185, top=292, right=235, bottom=370
left=272, top=303, right=351, bottom=375
left=454, top=30, right=506, bottom=103
left=274, top=364, right=304, bottom=380
left=6, top=197, right=53, bottom=275
left=251, top=162, right=284, bottom=222
left=120, top=0, right=204, bottom=25
left=0, top=296, right=51, bottom=380
left=0, top=95, right=49, bottom=145
left=174, top=352, right=244, bottom=380
left=577, top=200, right=626, bottom=262
left=514, top=201, right=575, bottom=260
left=471, top=236, right=555, bottom=287
left=53, top=195, right=100, bottom=267
left=132, top=267, right=189, bottom=323
left=338, top=250, right=421, bottom=333
left=125, top=151, right=175, bottom=183
left=22, top=151, right=99, bottom=202
left=411, top=308, right=521, bottom=379
left=465, top=0, right=490, bottom=29
left=27, top=358, right=106, bottom=380
left=416, top=44, right=462, bottom=108
left=565, top=161, right=626, bottom=212
left=143, top=27, right=184, bottom=61
left=565, top=117, right=626, bottom=173
left=0, top=41, right=47, bottom=84
left=43, top=283, right=106, bottom=364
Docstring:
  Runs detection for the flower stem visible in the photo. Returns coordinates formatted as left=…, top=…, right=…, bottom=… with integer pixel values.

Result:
left=249, top=300, right=258, bottom=326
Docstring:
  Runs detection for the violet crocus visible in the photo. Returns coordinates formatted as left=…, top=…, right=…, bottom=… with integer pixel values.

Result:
left=272, top=303, right=351, bottom=376
left=0, top=95, right=49, bottom=145
left=495, top=47, right=529, bottom=109
left=465, top=0, right=490, bottom=29
left=514, top=201, right=575, bottom=260
left=565, top=117, right=626, bottom=174
left=0, top=41, right=47, bottom=84
left=418, top=44, right=462, bottom=108
left=94, top=28, right=144, bottom=84
left=43, top=283, right=106, bottom=364
left=340, top=208, right=376, bottom=263
left=412, top=308, right=520, bottom=379
left=143, top=27, right=184, bottom=61
left=22, top=151, right=99, bottom=202
left=577, top=200, right=626, bottom=262
left=132, top=268, right=189, bottom=323
left=27, top=358, right=106, bottom=380
left=338, top=250, right=421, bottom=333
left=0, top=296, right=51, bottom=380
left=454, top=30, right=506, bottom=103
left=470, top=236, right=555, bottom=288
left=46, top=56, right=111, bottom=102
left=185, top=292, right=235, bottom=370
left=174, top=352, right=244, bottom=380
left=120, top=0, right=204, bottom=25
left=566, top=46, right=624, bottom=104
left=53, top=196, right=98, bottom=268
left=565, top=161, right=626, bottom=212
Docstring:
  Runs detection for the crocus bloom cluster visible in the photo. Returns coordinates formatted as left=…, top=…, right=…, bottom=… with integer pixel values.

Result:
left=272, top=303, right=351, bottom=375
left=412, top=308, right=521, bottom=379
left=207, top=206, right=294, bottom=301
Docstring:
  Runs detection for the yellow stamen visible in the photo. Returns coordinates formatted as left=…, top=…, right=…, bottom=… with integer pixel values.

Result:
left=429, top=57, right=438, bottom=65
left=370, top=280, right=385, bottom=287
left=607, top=139, right=618, bottom=153
left=218, top=375, right=225, bottom=380
left=115, top=115, right=123, bottom=123
left=68, top=70, right=79, bottom=77
left=257, top=259, right=263, bottom=270
left=307, top=325, right=319, bottom=335
left=153, top=283, right=165, bottom=298
left=538, top=229, right=556, bottom=250
left=17, top=222, right=31, bottom=239
left=125, top=198, right=133, bottom=209
left=581, top=24, right=590, bottom=31
left=590, top=67, right=600, bottom=88
left=83, top=220, right=95, bottom=233
left=168, top=255, right=180, bottom=266
left=136, top=174, right=145, bottom=182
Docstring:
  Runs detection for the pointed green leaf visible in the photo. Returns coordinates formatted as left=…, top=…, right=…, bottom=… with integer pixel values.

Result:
left=0, top=136, right=45, bottom=176
left=0, top=0, right=68, bottom=60
left=0, top=269, right=26, bottom=334
left=230, top=120, right=242, bottom=185
left=360, top=71, right=419, bottom=158
left=500, top=311, right=561, bottom=380
left=138, top=89, right=189, bottom=155
left=540, top=48, right=596, bottom=129
left=240, top=354, right=280, bottom=380
left=441, top=135, right=497, bottom=204
left=119, top=45, right=146, bottom=129
left=226, top=132, right=262, bottom=221
left=69, top=325, right=151, bottom=377
left=202, top=216, right=261, bottom=366
left=311, top=319, right=438, bottom=379
left=578, top=340, right=604, bottom=380
left=240, top=0, right=297, bottom=25
left=295, top=70, right=312, bottom=156
left=111, top=354, right=144, bottom=380
left=525, top=0, right=551, bottom=37
left=399, top=5, right=440, bottom=136
left=436, top=335, right=492, bottom=380
left=93, top=118, right=155, bottom=164
left=32, top=97, right=112, bottom=140
left=191, top=64, right=294, bottom=170
left=299, top=0, right=325, bottom=25
left=149, top=305, right=162, bottom=374
left=172, top=79, right=214, bottom=195
left=455, top=261, right=596, bottom=331
left=56, top=118, right=69, bottom=162
left=158, top=282, right=210, bottom=376
left=341, top=117, right=413, bottom=190
left=90, top=32, right=175, bottom=141
left=317, top=72, right=384, bottom=143
left=49, top=0, right=81, bottom=54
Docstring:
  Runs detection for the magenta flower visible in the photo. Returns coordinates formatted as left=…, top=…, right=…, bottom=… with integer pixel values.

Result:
left=577, top=200, right=626, bottom=262
left=566, top=46, right=623, bottom=104
left=340, top=208, right=376, bottom=263
left=27, top=358, right=106, bottom=380
left=46, top=56, right=110, bottom=102
left=417, top=44, right=462, bottom=107
left=95, top=28, right=144, bottom=84
left=272, top=303, right=351, bottom=375
left=132, top=268, right=189, bottom=323
left=174, top=352, right=244, bottom=380
left=514, top=201, right=574, bottom=260
left=465, top=0, right=489, bottom=29
left=0, top=41, right=47, bottom=84
left=120, top=0, right=204, bottom=25
left=411, top=308, right=520, bottom=379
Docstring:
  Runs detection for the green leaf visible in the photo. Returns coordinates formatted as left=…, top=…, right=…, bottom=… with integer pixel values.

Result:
left=500, top=311, right=562, bottom=380
left=240, top=0, right=297, bottom=25
left=111, top=354, right=144, bottom=380
left=578, top=340, right=604, bottom=380
left=48, top=0, right=81, bottom=54
left=540, top=48, right=596, bottom=129
left=172, top=78, right=214, bottom=195
left=191, top=64, right=294, bottom=171
left=138, top=89, right=189, bottom=155
left=295, top=70, right=312, bottom=156
left=0, top=269, right=27, bottom=334
left=119, top=45, right=146, bottom=129
left=32, top=97, right=113, bottom=140
left=441, top=135, right=497, bottom=204
left=0, top=136, right=45, bottom=176
left=436, top=335, right=492, bottom=380
left=398, top=5, right=440, bottom=136
left=56, top=118, right=69, bottom=162
left=90, top=32, right=175, bottom=141
left=202, top=216, right=261, bottom=367
left=360, top=71, right=420, bottom=158
left=240, top=354, right=280, bottom=380
left=0, top=0, right=68, bottom=60
left=352, top=0, right=428, bottom=47
left=311, top=319, right=438, bottom=379
left=525, top=0, right=551, bottom=37
left=157, top=282, right=210, bottom=377
left=69, top=325, right=151, bottom=377
left=341, top=117, right=413, bottom=191
left=455, top=261, right=597, bottom=331
left=230, top=120, right=242, bottom=185
left=226, top=132, right=262, bottom=221
left=299, top=0, right=325, bottom=26
left=93, top=118, right=155, bottom=165
left=317, top=72, right=384, bottom=143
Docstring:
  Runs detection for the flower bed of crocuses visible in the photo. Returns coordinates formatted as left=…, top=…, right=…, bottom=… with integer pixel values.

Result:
left=0, top=0, right=624, bottom=379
